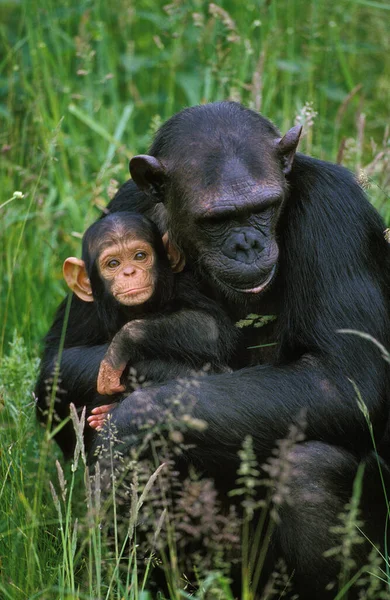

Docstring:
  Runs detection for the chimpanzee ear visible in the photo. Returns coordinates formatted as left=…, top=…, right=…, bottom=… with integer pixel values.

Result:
left=129, top=155, right=166, bottom=199
left=275, top=125, right=302, bottom=175
left=63, top=257, right=94, bottom=303
left=162, top=233, right=186, bottom=273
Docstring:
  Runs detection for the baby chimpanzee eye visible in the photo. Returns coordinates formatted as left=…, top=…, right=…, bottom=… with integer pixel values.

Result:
left=107, top=259, right=120, bottom=269
left=134, top=251, right=147, bottom=261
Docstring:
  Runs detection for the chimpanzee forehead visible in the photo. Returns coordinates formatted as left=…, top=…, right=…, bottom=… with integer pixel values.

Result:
left=86, top=213, right=157, bottom=254
left=187, top=182, right=285, bottom=217
left=94, top=231, right=150, bottom=256
left=172, top=131, right=277, bottom=166
left=98, top=237, right=151, bottom=258
left=169, top=146, right=285, bottom=216
left=168, top=124, right=282, bottom=182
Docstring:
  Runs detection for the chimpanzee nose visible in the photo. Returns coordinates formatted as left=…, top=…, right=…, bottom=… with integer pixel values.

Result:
left=223, top=231, right=264, bottom=263
left=123, top=265, right=136, bottom=276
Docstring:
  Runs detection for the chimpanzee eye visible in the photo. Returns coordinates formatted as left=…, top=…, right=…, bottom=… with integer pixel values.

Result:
left=107, top=259, right=120, bottom=269
left=134, top=251, right=148, bottom=261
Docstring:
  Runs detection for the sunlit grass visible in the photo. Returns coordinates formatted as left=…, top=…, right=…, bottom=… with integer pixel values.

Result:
left=1, top=0, right=390, bottom=350
left=1, top=0, right=390, bottom=597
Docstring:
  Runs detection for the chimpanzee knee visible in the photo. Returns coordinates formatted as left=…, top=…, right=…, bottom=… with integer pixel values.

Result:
left=274, top=441, right=389, bottom=600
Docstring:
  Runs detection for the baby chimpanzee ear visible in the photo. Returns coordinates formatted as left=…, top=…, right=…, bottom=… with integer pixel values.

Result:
left=162, top=233, right=186, bottom=273
left=129, top=155, right=166, bottom=199
left=63, top=257, right=94, bottom=302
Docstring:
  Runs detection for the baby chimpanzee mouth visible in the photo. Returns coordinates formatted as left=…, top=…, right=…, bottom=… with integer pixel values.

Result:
left=118, top=286, right=150, bottom=296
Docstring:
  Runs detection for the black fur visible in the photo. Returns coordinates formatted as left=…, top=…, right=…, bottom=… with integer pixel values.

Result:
left=35, top=209, right=237, bottom=458
left=36, top=102, right=390, bottom=598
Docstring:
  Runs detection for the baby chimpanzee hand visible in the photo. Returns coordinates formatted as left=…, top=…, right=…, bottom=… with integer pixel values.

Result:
left=97, top=359, right=126, bottom=395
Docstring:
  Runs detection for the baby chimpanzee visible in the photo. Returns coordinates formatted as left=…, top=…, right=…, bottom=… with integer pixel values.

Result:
left=63, top=211, right=238, bottom=430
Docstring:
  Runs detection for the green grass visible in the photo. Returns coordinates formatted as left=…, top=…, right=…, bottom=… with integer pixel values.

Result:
left=1, top=0, right=390, bottom=351
left=1, top=0, right=390, bottom=597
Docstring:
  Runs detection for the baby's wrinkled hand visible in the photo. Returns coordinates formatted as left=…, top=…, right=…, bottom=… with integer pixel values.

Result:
left=97, top=360, right=126, bottom=395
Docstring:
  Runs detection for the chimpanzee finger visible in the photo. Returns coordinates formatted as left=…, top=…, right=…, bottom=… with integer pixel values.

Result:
left=90, top=404, right=115, bottom=415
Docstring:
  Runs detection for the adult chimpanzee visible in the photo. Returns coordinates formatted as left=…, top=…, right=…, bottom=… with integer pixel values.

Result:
left=62, top=211, right=236, bottom=429
left=36, top=102, right=390, bottom=598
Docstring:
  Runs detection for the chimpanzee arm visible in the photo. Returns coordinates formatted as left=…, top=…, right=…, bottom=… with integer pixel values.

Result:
left=98, top=304, right=390, bottom=473
left=101, top=309, right=237, bottom=372
left=89, top=357, right=228, bottom=430
left=37, top=345, right=109, bottom=403
left=128, top=357, right=230, bottom=386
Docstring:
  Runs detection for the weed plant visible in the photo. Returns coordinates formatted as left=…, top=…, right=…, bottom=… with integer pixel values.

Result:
left=1, top=0, right=390, bottom=598
left=2, top=337, right=390, bottom=598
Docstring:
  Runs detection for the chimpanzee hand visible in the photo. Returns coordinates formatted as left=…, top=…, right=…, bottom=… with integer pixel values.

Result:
left=97, top=321, right=144, bottom=395
left=87, top=402, right=119, bottom=430
left=97, top=359, right=126, bottom=395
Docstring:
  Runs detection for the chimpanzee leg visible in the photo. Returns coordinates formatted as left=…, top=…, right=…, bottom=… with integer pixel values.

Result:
left=275, top=441, right=389, bottom=600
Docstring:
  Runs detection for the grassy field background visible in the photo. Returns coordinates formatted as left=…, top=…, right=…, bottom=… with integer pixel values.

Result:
left=1, top=0, right=390, bottom=598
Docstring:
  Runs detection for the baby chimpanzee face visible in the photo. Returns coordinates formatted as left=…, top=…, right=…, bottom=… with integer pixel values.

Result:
left=98, top=237, right=155, bottom=306
left=63, top=212, right=182, bottom=314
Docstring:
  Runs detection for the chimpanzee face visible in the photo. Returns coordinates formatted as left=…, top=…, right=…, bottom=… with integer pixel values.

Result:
left=97, top=237, right=155, bottom=306
left=165, top=140, right=287, bottom=294
left=63, top=212, right=179, bottom=316
left=166, top=165, right=285, bottom=295
left=129, top=102, right=301, bottom=297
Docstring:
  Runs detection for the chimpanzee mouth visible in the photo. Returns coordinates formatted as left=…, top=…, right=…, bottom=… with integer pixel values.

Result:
left=223, top=265, right=277, bottom=294
left=118, top=286, right=151, bottom=296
